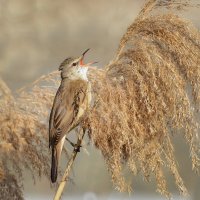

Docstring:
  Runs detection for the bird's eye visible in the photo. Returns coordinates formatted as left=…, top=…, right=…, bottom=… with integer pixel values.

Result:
left=72, top=62, right=77, bottom=66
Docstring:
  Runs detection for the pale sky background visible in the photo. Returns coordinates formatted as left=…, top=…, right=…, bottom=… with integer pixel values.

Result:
left=0, top=0, right=200, bottom=199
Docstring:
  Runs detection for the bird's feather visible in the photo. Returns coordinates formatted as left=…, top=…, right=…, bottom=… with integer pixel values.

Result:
left=49, top=79, right=89, bottom=147
left=49, top=77, right=90, bottom=182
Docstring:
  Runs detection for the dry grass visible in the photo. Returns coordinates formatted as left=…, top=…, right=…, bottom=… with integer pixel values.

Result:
left=0, top=0, right=200, bottom=199
left=0, top=72, right=60, bottom=199
left=87, top=1, right=200, bottom=196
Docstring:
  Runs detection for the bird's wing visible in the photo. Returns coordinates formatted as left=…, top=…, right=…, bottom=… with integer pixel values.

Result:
left=49, top=80, right=88, bottom=147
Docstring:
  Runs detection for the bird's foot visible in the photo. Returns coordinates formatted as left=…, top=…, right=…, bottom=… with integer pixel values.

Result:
left=65, top=137, right=82, bottom=152
left=74, top=144, right=82, bottom=152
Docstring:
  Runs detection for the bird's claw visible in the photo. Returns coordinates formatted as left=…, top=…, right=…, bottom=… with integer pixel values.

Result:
left=74, top=144, right=82, bottom=152
left=65, top=137, right=82, bottom=152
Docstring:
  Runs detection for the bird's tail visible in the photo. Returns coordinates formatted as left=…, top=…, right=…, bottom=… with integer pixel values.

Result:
left=51, top=147, right=58, bottom=183
left=51, top=137, right=65, bottom=183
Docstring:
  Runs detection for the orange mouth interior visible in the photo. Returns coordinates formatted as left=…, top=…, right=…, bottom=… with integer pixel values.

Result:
left=80, top=58, right=84, bottom=66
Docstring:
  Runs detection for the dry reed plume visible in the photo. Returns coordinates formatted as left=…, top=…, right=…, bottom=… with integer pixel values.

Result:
left=0, top=72, right=60, bottom=199
left=0, top=0, right=200, bottom=199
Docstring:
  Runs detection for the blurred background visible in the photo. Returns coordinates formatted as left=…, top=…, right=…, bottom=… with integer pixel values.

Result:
left=0, top=0, right=200, bottom=199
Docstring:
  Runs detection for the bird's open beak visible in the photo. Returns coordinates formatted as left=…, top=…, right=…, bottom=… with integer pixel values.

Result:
left=79, top=48, right=98, bottom=67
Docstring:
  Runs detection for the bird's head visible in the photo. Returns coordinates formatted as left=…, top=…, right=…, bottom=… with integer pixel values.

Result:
left=59, top=49, right=97, bottom=81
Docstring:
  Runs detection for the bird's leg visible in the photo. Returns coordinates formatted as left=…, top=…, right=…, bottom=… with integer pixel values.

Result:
left=65, top=137, right=76, bottom=147
left=65, top=137, right=82, bottom=152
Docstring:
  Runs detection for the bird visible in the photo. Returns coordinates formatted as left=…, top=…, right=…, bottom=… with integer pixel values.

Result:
left=49, top=49, right=95, bottom=183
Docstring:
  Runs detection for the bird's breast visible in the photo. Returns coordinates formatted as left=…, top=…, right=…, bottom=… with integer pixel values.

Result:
left=76, top=83, right=91, bottom=120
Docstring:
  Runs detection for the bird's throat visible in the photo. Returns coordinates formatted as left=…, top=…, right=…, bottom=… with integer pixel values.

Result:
left=61, top=67, right=88, bottom=81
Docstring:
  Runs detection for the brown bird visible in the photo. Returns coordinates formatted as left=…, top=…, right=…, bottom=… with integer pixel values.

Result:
left=49, top=49, right=94, bottom=183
